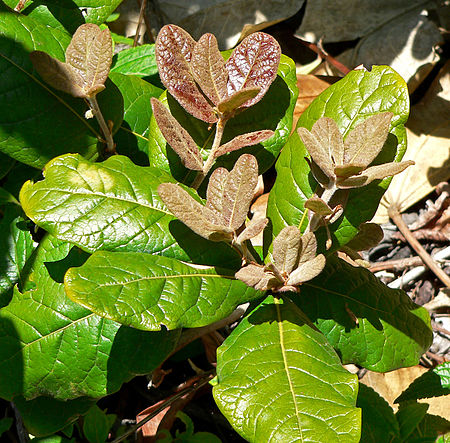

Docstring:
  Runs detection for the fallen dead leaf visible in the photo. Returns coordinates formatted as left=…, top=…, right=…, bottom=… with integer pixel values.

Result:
left=373, top=61, right=450, bottom=224
left=361, top=366, right=450, bottom=419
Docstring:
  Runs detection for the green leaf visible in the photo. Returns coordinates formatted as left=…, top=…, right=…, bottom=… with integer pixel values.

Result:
left=0, top=206, right=36, bottom=304
left=148, top=54, right=298, bottom=182
left=0, top=187, right=19, bottom=205
left=0, top=12, right=123, bottom=168
left=111, top=44, right=158, bottom=78
left=295, top=255, right=432, bottom=371
left=83, top=404, right=116, bottom=443
left=356, top=384, right=400, bottom=443
left=110, top=73, right=163, bottom=165
left=395, top=362, right=450, bottom=403
left=213, top=295, right=361, bottom=442
left=19, top=154, right=241, bottom=267
left=267, top=65, right=409, bottom=246
left=14, top=395, right=95, bottom=437
left=0, top=235, right=180, bottom=400
left=408, top=414, right=450, bottom=443
left=396, top=402, right=429, bottom=441
left=0, top=417, right=13, bottom=437
left=65, top=251, right=262, bottom=331
left=2, top=0, right=123, bottom=32
left=0, top=152, right=15, bottom=179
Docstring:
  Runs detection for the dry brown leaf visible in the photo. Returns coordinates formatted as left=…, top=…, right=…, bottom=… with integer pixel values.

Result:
left=373, top=62, right=450, bottom=223
left=191, top=33, right=228, bottom=106
left=221, top=154, right=259, bottom=230
left=151, top=98, right=203, bottom=171
left=361, top=366, right=450, bottom=419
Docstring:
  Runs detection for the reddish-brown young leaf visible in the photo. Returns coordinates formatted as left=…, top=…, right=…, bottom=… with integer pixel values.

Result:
left=343, top=112, right=394, bottom=167
left=191, top=33, right=228, bottom=106
left=155, top=25, right=217, bottom=123
left=151, top=98, right=203, bottom=171
left=235, top=264, right=280, bottom=291
left=221, top=154, right=259, bottom=230
left=287, top=254, right=326, bottom=286
left=158, top=183, right=231, bottom=241
left=65, top=23, right=112, bottom=97
left=304, top=196, right=334, bottom=216
left=236, top=217, right=268, bottom=244
left=213, top=130, right=274, bottom=159
left=225, top=32, right=281, bottom=107
left=272, top=226, right=302, bottom=275
left=297, top=232, right=319, bottom=264
left=345, top=223, right=384, bottom=252
left=216, top=87, right=260, bottom=115
left=206, top=167, right=228, bottom=219
left=30, top=51, right=86, bottom=98
left=311, top=117, right=345, bottom=166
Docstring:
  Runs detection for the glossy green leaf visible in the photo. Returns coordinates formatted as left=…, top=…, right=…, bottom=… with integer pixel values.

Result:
left=395, top=362, right=450, bottom=403
left=213, top=295, right=361, bottom=442
left=83, top=404, right=116, bottom=443
left=356, top=384, right=400, bottom=443
left=19, top=154, right=241, bottom=267
left=267, top=65, right=409, bottom=246
left=0, top=235, right=180, bottom=400
left=295, top=255, right=432, bottom=371
left=2, top=0, right=123, bottom=32
left=408, top=414, right=450, bottom=443
left=110, top=73, right=163, bottom=165
left=396, top=402, right=429, bottom=441
left=14, top=395, right=95, bottom=437
left=0, top=206, right=36, bottom=303
left=0, top=12, right=123, bottom=168
left=148, top=54, right=298, bottom=182
left=111, top=44, right=158, bottom=78
left=65, top=251, right=262, bottom=331
left=0, top=417, right=13, bottom=437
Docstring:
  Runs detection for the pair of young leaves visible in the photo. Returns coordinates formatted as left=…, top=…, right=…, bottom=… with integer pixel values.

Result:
left=154, top=24, right=281, bottom=124
left=30, top=24, right=112, bottom=99
left=152, top=25, right=281, bottom=173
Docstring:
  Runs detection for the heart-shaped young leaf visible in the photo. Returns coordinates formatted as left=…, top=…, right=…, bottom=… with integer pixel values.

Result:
left=213, top=130, right=274, bottom=159
left=158, top=183, right=232, bottom=241
left=225, top=32, right=281, bottom=107
left=155, top=24, right=217, bottom=123
left=296, top=255, right=432, bottom=371
left=65, top=251, right=262, bottom=331
left=221, top=154, right=259, bottom=230
left=31, top=24, right=112, bottom=98
left=0, top=235, right=180, bottom=401
left=151, top=98, right=203, bottom=171
left=191, top=33, right=228, bottom=106
left=267, top=66, right=410, bottom=248
left=213, top=295, right=361, bottom=442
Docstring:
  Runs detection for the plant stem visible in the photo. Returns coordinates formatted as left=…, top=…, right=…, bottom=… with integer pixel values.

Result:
left=389, top=206, right=450, bottom=288
left=87, top=95, right=115, bottom=155
left=192, top=118, right=227, bottom=189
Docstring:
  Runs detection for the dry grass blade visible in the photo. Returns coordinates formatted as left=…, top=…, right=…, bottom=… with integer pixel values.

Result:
left=216, top=87, right=260, bottom=115
left=273, top=226, right=301, bottom=274
left=298, top=127, right=334, bottom=178
left=151, top=98, right=203, bottom=171
left=344, top=112, right=393, bottom=166
left=30, top=51, right=85, bottom=98
left=191, top=33, right=228, bottom=106
left=225, top=32, right=281, bottom=107
left=222, top=154, right=259, bottom=230
left=206, top=167, right=228, bottom=218
left=214, top=130, right=274, bottom=159
left=287, top=254, right=326, bottom=286
left=65, top=23, right=112, bottom=97
left=311, top=117, right=345, bottom=166
left=155, top=25, right=217, bottom=123
left=158, top=183, right=231, bottom=241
